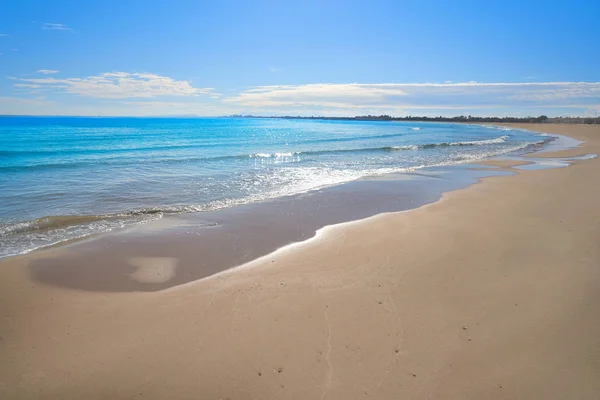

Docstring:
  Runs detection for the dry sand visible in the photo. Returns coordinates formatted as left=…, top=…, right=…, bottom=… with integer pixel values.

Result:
left=1, top=123, right=599, bottom=399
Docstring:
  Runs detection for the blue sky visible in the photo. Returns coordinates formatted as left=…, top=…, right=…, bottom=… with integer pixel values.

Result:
left=0, top=0, right=599, bottom=117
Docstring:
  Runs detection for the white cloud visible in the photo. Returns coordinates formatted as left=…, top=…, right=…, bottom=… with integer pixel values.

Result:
left=225, top=81, right=600, bottom=115
left=14, top=84, right=42, bottom=88
left=507, top=83, right=600, bottom=101
left=43, top=23, right=73, bottom=31
left=0, top=33, right=8, bottom=37
left=37, top=69, right=59, bottom=74
left=13, top=72, right=216, bottom=99
left=4, top=79, right=600, bottom=117
left=225, top=83, right=409, bottom=109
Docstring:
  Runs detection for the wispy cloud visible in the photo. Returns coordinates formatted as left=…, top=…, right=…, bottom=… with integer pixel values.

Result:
left=43, top=23, right=73, bottom=31
left=14, top=84, right=42, bottom=88
left=269, top=66, right=281, bottom=73
left=507, top=83, right=600, bottom=101
left=13, top=71, right=216, bottom=99
left=4, top=79, right=600, bottom=117
left=224, top=81, right=600, bottom=115
left=37, top=69, right=59, bottom=74
left=225, top=83, right=409, bottom=109
left=0, top=33, right=8, bottom=37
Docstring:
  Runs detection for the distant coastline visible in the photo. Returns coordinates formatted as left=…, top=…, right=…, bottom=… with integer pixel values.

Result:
left=2, top=114, right=598, bottom=124
left=229, top=114, right=600, bottom=124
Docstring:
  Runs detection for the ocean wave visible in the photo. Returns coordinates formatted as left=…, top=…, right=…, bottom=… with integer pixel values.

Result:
left=0, top=215, right=117, bottom=235
left=0, top=136, right=550, bottom=259
left=391, top=145, right=419, bottom=150
left=390, top=135, right=510, bottom=150
left=1, top=135, right=522, bottom=172
left=0, top=212, right=164, bottom=258
left=446, top=135, right=509, bottom=146
left=250, top=135, right=514, bottom=156
left=0, top=211, right=168, bottom=237
left=0, top=134, right=530, bottom=238
left=481, top=125, right=513, bottom=131
left=250, top=152, right=296, bottom=158
left=0, top=132, right=414, bottom=158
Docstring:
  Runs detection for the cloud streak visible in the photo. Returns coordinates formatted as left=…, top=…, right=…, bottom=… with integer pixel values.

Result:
left=37, top=69, right=59, bottom=74
left=225, top=81, right=600, bottom=115
left=14, top=84, right=42, bottom=89
left=225, top=83, right=409, bottom=109
left=13, top=72, right=215, bottom=99
left=42, top=23, right=73, bottom=31
left=3, top=77, right=599, bottom=117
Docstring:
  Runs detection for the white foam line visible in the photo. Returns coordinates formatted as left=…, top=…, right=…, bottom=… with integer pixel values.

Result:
left=161, top=135, right=581, bottom=293
left=530, top=133, right=583, bottom=154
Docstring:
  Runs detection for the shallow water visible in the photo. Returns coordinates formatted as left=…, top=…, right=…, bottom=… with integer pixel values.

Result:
left=0, top=117, right=548, bottom=257
left=26, top=165, right=512, bottom=292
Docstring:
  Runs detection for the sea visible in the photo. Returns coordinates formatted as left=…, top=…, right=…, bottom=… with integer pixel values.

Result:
left=0, top=117, right=549, bottom=258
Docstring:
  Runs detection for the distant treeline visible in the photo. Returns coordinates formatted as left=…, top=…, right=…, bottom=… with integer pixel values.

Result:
left=230, top=115, right=600, bottom=124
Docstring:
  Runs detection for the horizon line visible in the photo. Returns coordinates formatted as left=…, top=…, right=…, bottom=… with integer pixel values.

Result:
left=0, top=114, right=597, bottom=119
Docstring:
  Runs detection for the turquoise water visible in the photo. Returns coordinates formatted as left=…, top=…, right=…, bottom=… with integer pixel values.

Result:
left=0, top=117, right=547, bottom=258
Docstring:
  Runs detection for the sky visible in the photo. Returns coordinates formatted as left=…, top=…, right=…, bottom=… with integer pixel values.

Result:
left=0, top=0, right=599, bottom=117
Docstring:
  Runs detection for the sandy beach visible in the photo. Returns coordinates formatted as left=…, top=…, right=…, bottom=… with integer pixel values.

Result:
left=1, top=123, right=599, bottom=399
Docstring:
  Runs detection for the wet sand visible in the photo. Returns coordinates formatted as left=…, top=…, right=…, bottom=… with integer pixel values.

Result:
left=1, top=123, right=600, bottom=399
left=24, top=165, right=508, bottom=292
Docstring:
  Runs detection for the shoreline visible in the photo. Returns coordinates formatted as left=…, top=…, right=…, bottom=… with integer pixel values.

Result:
left=1, top=123, right=599, bottom=399
left=195, top=126, right=593, bottom=287
left=0, top=121, right=549, bottom=261
left=0, top=124, right=559, bottom=263
left=0, top=126, right=578, bottom=293
left=21, top=165, right=513, bottom=292
left=5, top=128, right=559, bottom=291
